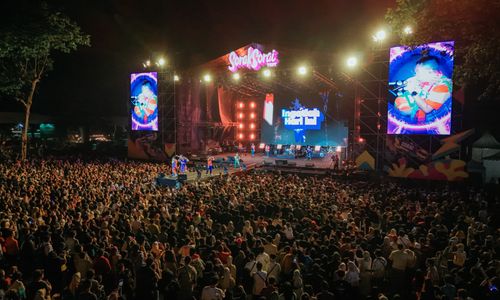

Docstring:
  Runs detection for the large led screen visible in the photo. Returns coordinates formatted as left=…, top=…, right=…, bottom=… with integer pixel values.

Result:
left=130, top=72, right=158, bottom=131
left=261, top=93, right=348, bottom=146
left=387, top=41, right=454, bottom=135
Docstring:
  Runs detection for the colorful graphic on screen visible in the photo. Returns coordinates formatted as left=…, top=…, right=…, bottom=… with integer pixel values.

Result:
left=261, top=96, right=347, bottom=146
left=130, top=72, right=158, bottom=131
left=387, top=41, right=454, bottom=135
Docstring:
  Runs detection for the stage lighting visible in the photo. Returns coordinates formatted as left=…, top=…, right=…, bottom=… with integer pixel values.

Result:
left=250, top=134, right=255, bottom=140
left=203, top=74, right=211, bottom=82
left=239, top=123, right=244, bottom=129
left=358, top=137, right=365, bottom=143
left=146, top=60, right=151, bottom=67
left=173, top=75, right=180, bottom=82
left=238, top=113, right=244, bottom=119
left=403, top=26, right=413, bottom=35
left=239, top=133, right=244, bottom=139
left=233, top=73, right=241, bottom=81
left=336, top=146, right=342, bottom=152
left=250, top=102, right=256, bottom=108
left=297, top=66, right=307, bottom=75
left=157, top=58, right=166, bottom=67
left=250, top=113, right=255, bottom=119
left=372, top=29, right=387, bottom=42
left=259, top=143, right=265, bottom=149
left=262, top=69, right=271, bottom=78
left=277, top=144, right=282, bottom=150
left=346, top=56, right=358, bottom=68
left=250, top=123, right=255, bottom=129
left=238, top=102, right=244, bottom=108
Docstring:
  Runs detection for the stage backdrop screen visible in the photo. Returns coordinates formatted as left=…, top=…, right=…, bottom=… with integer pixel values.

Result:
left=387, top=41, right=454, bottom=135
left=130, top=72, right=158, bottom=131
left=260, top=93, right=348, bottom=146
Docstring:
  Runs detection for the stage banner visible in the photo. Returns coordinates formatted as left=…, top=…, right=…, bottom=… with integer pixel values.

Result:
left=217, top=86, right=235, bottom=125
left=127, top=132, right=168, bottom=161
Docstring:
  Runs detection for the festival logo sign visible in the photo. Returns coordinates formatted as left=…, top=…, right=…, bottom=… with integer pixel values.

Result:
left=228, top=46, right=279, bottom=72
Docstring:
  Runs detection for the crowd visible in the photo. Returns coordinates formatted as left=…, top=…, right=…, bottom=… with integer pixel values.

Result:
left=0, top=159, right=498, bottom=300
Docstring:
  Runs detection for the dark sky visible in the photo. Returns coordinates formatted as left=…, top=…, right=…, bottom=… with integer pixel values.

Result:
left=11, top=0, right=396, bottom=118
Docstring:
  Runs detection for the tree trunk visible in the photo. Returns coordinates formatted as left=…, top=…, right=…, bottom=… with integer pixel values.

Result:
left=20, top=79, right=38, bottom=161
left=21, top=104, right=31, bottom=160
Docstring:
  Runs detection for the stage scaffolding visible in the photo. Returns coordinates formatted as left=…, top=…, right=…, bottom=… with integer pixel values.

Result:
left=158, top=70, right=176, bottom=148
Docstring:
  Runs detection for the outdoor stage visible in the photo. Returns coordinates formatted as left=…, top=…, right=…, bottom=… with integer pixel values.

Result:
left=158, top=151, right=339, bottom=186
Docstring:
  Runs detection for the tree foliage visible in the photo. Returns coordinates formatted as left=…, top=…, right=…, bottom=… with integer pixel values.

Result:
left=386, top=0, right=500, bottom=102
left=0, top=1, right=90, bottom=159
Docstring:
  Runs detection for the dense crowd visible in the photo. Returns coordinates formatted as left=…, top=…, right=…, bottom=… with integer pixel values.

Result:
left=0, top=159, right=498, bottom=300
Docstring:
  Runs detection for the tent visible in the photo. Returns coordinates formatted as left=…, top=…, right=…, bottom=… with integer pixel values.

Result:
left=472, top=132, right=500, bottom=161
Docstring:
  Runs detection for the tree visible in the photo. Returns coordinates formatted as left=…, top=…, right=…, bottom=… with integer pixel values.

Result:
left=0, top=1, right=90, bottom=160
left=385, top=0, right=500, bottom=102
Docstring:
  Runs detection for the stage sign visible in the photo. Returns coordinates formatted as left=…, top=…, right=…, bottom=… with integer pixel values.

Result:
left=130, top=72, right=158, bottom=131
left=387, top=41, right=454, bottom=135
left=228, top=46, right=279, bottom=72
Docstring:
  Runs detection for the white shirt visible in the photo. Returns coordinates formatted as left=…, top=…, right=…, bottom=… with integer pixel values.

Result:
left=256, top=252, right=270, bottom=272
left=253, top=271, right=268, bottom=295
left=201, top=286, right=225, bottom=300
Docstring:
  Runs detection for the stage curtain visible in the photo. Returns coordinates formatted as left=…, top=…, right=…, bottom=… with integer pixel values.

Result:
left=217, top=86, right=234, bottom=125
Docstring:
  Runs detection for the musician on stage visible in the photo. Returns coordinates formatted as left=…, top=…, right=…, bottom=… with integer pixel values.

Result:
left=179, top=155, right=189, bottom=174
left=207, top=156, right=215, bottom=175
left=251, top=143, right=256, bottom=157
left=171, top=156, right=178, bottom=176
left=234, top=153, right=241, bottom=169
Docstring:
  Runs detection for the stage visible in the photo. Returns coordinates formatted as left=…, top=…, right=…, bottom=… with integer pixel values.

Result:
left=157, top=151, right=339, bottom=186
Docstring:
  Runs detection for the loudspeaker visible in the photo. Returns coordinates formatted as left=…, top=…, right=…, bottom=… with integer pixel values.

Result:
left=275, top=159, right=288, bottom=166
left=156, top=177, right=179, bottom=187
left=177, top=174, right=188, bottom=182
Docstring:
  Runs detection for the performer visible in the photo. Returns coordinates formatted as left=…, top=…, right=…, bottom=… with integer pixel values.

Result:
left=133, top=82, right=157, bottom=124
left=206, top=156, right=214, bottom=175
left=306, top=146, right=312, bottom=160
left=265, top=145, right=270, bottom=157
left=171, top=156, right=178, bottom=176
left=179, top=155, right=189, bottom=174
left=251, top=143, right=255, bottom=157
left=234, top=153, right=241, bottom=169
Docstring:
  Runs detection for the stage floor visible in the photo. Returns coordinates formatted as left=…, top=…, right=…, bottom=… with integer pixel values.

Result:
left=164, top=152, right=336, bottom=183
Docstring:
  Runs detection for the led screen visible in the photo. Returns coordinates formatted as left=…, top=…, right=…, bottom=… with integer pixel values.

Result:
left=387, top=41, right=454, bottom=135
left=261, top=94, right=347, bottom=146
left=130, top=72, right=158, bottom=131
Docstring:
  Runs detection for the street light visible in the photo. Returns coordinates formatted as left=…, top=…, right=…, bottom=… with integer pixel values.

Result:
left=297, top=65, right=308, bottom=76
left=157, top=57, right=166, bottom=67
left=372, top=29, right=387, bottom=42
left=262, top=69, right=271, bottom=78
left=203, top=74, right=211, bottom=82
left=173, top=75, right=180, bottom=82
left=403, top=26, right=413, bottom=35
left=232, top=73, right=241, bottom=81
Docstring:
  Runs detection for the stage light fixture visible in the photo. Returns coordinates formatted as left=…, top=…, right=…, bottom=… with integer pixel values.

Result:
left=403, top=26, right=413, bottom=35
left=358, top=137, right=365, bottom=143
left=146, top=60, right=151, bottom=67
left=203, top=74, right=212, bottom=82
left=239, top=133, right=244, bottom=139
left=262, top=69, right=271, bottom=78
left=250, top=123, right=255, bottom=129
left=173, top=75, right=180, bottom=82
left=346, top=56, right=358, bottom=68
left=157, top=58, right=166, bottom=67
left=372, top=29, right=387, bottom=42
left=238, top=102, right=244, bottom=108
left=238, top=113, right=244, bottom=119
left=250, top=134, right=255, bottom=140
left=233, top=73, right=241, bottom=81
left=239, top=123, right=244, bottom=129
left=250, top=113, right=255, bottom=119
left=250, top=102, right=256, bottom=108
left=259, top=143, right=265, bottom=149
left=297, top=66, right=307, bottom=75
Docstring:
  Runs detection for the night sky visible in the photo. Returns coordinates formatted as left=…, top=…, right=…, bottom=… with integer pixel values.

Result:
left=5, top=0, right=395, bottom=118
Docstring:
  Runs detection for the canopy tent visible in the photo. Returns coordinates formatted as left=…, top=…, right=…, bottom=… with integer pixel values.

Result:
left=472, top=131, right=500, bottom=161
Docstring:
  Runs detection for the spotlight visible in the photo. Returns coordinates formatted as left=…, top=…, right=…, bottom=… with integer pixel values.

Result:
left=157, top=58, right=166, bottom=66
left=372, top=29, right=387, bottom=42
left=259, top=143, right=265, bottom=149
left=233, top=73, right=241, bottom=81
left=238, top=102, right=244, bottom=109
left=358, top=137, right=365, bottom=143
left=346, top=56, right=358, bottom=68
left=250, top=113, right=255, bottom=119
left=238, top=113, right=244, bottom=119
left=173, top=75, right=180, bottom=82
left=146, top=60, right=151, bottom=67
left=203, top=74, right=211, bottom=82
left=250, top=102, right=256, bottom=108
left=297, top=66, right=307, bottom=75
left=239, top=133, right=244, bottom=139
left=403, top=26, right=413, bottom=35
left=250, top=134, right=255, bottom=140
left=250, top=123, right=255, bottom=129
left=262, top=69, right=271, bottom=78
left=239, top=123, right=244, bottom=129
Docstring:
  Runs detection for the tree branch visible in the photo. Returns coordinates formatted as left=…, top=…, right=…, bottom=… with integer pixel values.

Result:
left=16, top=97, right=27, bottom=108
